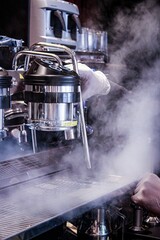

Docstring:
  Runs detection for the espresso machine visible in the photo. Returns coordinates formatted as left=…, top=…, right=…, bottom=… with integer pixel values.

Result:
left=0, top=2, right=160, bottom=240
left=29, top=0, right=82, bottom=48
left=12, top=43, right=91, bottom=169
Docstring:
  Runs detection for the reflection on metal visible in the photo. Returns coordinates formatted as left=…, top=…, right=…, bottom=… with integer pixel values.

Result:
left=85, top=208, right=110, bottom=239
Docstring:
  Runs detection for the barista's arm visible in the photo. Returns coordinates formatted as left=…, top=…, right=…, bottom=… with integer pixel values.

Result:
left=66, top=63, right=111, bottom=100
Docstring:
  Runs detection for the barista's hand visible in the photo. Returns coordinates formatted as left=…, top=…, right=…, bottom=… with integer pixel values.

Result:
left=66, top=63, right=110, bottom=100
left=131, top=173, right=160, bottom=217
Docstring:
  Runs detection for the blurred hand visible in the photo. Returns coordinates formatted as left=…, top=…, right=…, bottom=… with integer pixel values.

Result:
left=131, top=173, right=160, bottom=217
left=66, top=63, right=110, bottom=100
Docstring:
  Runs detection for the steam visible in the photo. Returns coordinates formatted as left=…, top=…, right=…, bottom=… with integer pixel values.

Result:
left=64, top=0, right=160, bottom=182
left=89, top=0, right=160, bottom=179
left=106, top=65, right=159, bottom=178
left=109, top=0, right=160, bottom=87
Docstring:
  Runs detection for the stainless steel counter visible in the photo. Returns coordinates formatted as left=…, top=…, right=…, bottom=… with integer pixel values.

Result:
left=0, top=147, right=135, bottom=240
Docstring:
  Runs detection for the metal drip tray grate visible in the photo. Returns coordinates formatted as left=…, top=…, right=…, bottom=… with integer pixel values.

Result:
left=0, top=147, right=71, bottom=189
left=0, top=170, right=134, bottom=240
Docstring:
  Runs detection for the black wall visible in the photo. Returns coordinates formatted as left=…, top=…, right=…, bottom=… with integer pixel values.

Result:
left=0, top=0, right=149, bottom=47
left=0, top=1, right=29, bottom=46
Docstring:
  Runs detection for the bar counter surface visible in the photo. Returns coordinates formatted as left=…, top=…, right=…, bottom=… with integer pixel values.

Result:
left=0, top=147, right=136, bottom=240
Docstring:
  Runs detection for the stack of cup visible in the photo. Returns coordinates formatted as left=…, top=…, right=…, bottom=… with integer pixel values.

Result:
left=76, top=27, right=108, bottom=54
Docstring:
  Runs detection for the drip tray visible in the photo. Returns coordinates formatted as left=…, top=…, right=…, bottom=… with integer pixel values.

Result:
left=0, top=169, right=135, bottom=240
left=0, top=146, right=72, bottom=189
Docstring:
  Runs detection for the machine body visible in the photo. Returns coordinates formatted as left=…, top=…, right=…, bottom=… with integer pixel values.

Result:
left=29, top=0, right=81, bottom=47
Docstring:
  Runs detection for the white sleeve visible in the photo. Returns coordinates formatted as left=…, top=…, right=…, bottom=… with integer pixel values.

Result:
left=66, top=63, right=111, bottom=100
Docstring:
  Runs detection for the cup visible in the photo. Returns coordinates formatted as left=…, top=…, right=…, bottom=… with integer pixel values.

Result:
left=87, top=29, right=96, bottom=52
left=94, top=30, right=108, bottom=52
left=76, top=27, right=88, bottom=51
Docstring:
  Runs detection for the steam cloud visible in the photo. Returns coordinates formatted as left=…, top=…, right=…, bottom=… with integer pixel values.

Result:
left=88, top=0, right=160, bottom=180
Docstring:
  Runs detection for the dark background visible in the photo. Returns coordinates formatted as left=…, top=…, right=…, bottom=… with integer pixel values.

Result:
left=0, top=1, right=29, bottom=45
left=0, top=0, right=145, bottom=47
